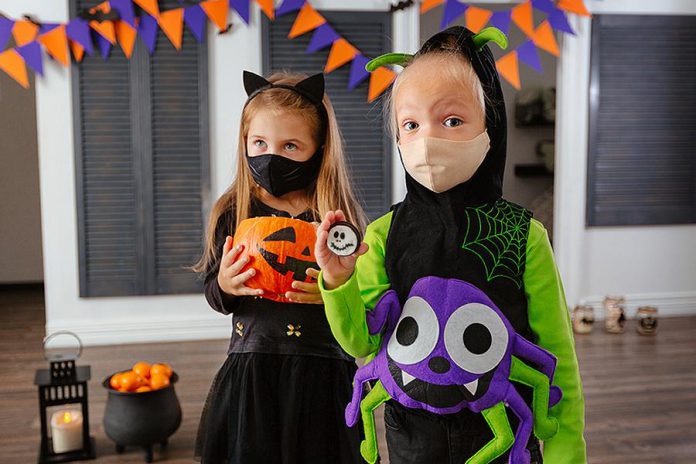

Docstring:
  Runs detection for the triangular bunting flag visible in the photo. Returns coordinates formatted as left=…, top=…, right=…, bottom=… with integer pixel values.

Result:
left=90, top=20, right=116, bottom=44
left=230, top=0, right=250, bottom=24
left=201, top=0, right=229, bottom=31
left=490, top=11, right=511, bottom=34
left=511, top=1, right=534, bottom=38
left=441, top=0, right=467, bottom=29
left=0, top=18, right=14, bottom=49
left=276, top=0, right=305, bottom=17
left=348, top=54, right=370, bottom=90
left=496, top=50, right=520, bottom=89
left=138, top=13, right=159, bottom=54
left=517, top=39, right=542, bottom=72
left=110, top=0, right=137, bottom=28
left=184, top=5, right=208, bottom=42
left=288, top=3, right=325, bottom=39
left=158, top=8, right=184, bottom=50
left=70, top=40, right=85, bottom=62
left=17, top=41, right=43, bottom=76
left=532, top=20, right=559, bottom=56
left=66, top=18, right=93, bottom=55
left=421, top=0, right=445, bottom=14
left=531, top=0, right=556, bottom=14
left=367, top=67, right=396, bottom=103
left=0, top=49, right=29, bottom=88
left=324, top=38, right=357, bottom=73
left=133, top=0, right=160, bottom=18
left=466, top=6, right=492, bottom=34
left=38, top=25, right=69, bottom=66
left=557, top=0, right=590, bottom=17
left=116, top=20, right=137, bottom=58
left=548, top=8, right=574, bottom=35
left=12, top=20, right=39, bottom=47
left=39, top=23, right=60, bottom=34
left=94, top=29, right=113, bottom=59
left=306, top=23, right=339, bottom=53
left=256, top=0, right=275, bottom=20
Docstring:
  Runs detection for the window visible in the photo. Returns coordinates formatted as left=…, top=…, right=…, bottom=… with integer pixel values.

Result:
left=587, top=14, right=696, bottom=226
left=263, top=11, right=393, bottom=220
left=72, top=0, right=209, bottom=296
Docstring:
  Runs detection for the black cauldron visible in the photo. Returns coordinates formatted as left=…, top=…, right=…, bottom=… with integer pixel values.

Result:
left=102, top=372, right=182, bottom=462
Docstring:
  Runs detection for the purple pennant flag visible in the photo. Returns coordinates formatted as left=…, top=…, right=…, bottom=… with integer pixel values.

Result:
left=184, top=5, right=207, bottom=42
left=0, top=17, right=14, bottom=49
left=548, top=8, right=574, bottom=35
left=348, top=54, right=370, bottom=90
left=531, top=0, right=556, bottom=14
left=39, top=23, right=60, bottom=34
left=306, top=24, right=339, bottom=53
left=66, top=18, right=94, bottom=55
left=138, top=13, right=159, bottom=54
left=17, top=41, right=43, bottom=76
left=489, top=10, right=511, bottom=34
left=110, top=0, right=137, bottom=28
left=517, top=39, right=542, bottom=73
left=441, top=0, right=467, bottom=29
left=93, top=30, right=112, bottom=59
left=230, top=0, right=250, bottom=24
left=276, top=0, right=305, bottom=17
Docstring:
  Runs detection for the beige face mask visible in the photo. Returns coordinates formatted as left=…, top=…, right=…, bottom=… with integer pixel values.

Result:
left=399, top=131, right=490, bottom=193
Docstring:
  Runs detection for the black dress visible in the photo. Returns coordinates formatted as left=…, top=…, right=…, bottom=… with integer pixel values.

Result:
left=195, top=201, right=364, bottom=464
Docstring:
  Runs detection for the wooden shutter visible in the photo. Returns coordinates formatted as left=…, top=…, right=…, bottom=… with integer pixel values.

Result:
left=72, top=0, right=209, bottom=296
left=587, top=14, right=696, bottom=226
left=263, top=11, right=392, bottom=220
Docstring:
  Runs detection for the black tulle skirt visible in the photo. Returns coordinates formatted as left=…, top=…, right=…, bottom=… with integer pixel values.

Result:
left=195, top=352, right=365, bottom=464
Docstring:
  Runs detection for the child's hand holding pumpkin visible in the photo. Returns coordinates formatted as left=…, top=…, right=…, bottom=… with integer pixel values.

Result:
left=315, top=210, right=368, bottom=290
left=285, top=268, right=322, bottom=304
left=217, top=237, right=265, bottom=297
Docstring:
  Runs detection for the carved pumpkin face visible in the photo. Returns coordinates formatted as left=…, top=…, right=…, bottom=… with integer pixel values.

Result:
left=233, top=217, right=317, bottom=303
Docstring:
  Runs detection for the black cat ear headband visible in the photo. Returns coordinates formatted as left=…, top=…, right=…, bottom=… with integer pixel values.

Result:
left=242, top=70, right=328, bottom=127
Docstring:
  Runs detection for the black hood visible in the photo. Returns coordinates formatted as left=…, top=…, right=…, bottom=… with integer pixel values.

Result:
left=402, top=26, right=507, bottom=211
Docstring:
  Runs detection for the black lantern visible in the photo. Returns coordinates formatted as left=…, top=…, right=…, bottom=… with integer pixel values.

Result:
left=34, top=331, right=96, bottom=463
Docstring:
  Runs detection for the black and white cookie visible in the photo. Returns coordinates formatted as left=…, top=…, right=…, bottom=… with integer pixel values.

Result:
left=327, top=221, right=362, bottom=257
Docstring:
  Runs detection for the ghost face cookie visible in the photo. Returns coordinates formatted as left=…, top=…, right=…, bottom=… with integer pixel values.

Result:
left=327, top=222, right=362, bottom=257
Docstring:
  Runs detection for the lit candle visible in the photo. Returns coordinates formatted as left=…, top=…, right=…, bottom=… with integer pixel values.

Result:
left=50, top=409, right=83, bottom=453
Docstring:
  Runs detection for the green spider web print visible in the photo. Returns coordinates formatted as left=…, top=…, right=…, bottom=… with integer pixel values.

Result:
left=460, top=200, right=531, bottom=288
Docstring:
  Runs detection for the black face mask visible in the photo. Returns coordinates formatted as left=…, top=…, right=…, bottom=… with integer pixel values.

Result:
left=247, top=150, right=323, bottom=197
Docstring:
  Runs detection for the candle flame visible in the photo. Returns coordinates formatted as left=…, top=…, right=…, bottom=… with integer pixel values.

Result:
left=62, top=412, right=72, bottom=424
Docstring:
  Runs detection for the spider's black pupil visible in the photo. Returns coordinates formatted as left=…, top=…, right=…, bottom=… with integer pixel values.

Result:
left=396, top=317, right=418, bottom=346
left=340, top=232, right=345, bottom=239
left=463, top=323, right=492, bottom=355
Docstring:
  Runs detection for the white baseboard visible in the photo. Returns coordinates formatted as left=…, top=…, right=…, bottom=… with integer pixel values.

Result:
left=46, top=316, right=231, bottom=346
left=577, top=291, right=696, bottom=320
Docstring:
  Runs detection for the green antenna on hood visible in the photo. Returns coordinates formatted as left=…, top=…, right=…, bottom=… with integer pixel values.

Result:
left=472, top=27, right=508, bottom=51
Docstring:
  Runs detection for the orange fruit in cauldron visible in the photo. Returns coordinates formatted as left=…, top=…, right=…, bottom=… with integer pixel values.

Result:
left=119, top=371, right=140, bottom=392
left=233, top=217, right=318, bottom=303
left=109, top=373, right=122, bottom=390
left=149, top=373, right=170, bottom=390
left=133, top=361, right=151, bottom=379
left=150, top=363, right=172, bottom=378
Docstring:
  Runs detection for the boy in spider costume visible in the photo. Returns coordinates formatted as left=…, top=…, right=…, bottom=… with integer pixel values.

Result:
left=315, top=27, right=586, bottom=463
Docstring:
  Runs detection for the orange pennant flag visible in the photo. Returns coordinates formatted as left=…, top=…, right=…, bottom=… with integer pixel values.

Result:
left=466, top=6, right=492, bottom=34
left=70, top=41, right=85, bottom=62
left=557, top=0, right=590, bottom=17
left=496, top=51, right=520, bottom=90
left=12, top=20, right=40, bottom=47
left=421, top=0, right=445, bottom=14
left=368, top=67, right=396, bottom=103
left=133, top=0, right=160, bottom=18
left=201, top=0, right=230, bottom=31
left=116, top=21, right=137, bottom=58
left=158, top=8, right=184, bottom=50
left=324, top=38, right=358, bottom=73
left=288, top=3, right=326, bottom=39
left=532, top=20, right=559, bottom=56
left=0, top=49, right=29, bottom=88
left=38, top=25, right=70, bottom=66
left=90, top=21, right=116, bottom=44
left=256, top=0, right=275, bottom=20
left=511, top=1, right=534, bottom=38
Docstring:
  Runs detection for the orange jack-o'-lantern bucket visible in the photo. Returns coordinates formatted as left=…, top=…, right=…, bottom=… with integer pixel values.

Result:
left=233, top=217, right=317, bottom=303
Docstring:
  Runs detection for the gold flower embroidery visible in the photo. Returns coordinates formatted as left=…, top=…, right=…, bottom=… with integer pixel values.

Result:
left=286, top=324, right=301, bottom=337
left=235, top=321, right=244, bottom=337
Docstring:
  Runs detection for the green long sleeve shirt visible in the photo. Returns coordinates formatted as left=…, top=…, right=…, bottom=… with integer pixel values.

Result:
left=319, top=211, right=587, bottom=463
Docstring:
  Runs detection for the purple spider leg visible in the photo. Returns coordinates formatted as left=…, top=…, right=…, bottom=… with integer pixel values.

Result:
left=504, top=385, right=533, bottom=464
left=366, top=290, right=402, bottom=335
left=345, top=361, right=378, bottom=427
left=513, top=336, right=562, bottom=407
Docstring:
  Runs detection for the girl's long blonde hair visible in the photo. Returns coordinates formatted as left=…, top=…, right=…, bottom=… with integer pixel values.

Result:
left=194, top=72, right=366, bottom=274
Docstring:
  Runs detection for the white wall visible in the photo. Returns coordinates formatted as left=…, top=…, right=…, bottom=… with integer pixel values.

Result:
left=1, top=0, right=418, bottom=345
left=555, top=0, right=696, bottom=317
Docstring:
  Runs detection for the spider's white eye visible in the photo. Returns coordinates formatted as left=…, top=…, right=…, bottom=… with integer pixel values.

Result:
left=387, top=296, right=439, bottom=365
left=444, top=303, right=508, bottom=374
